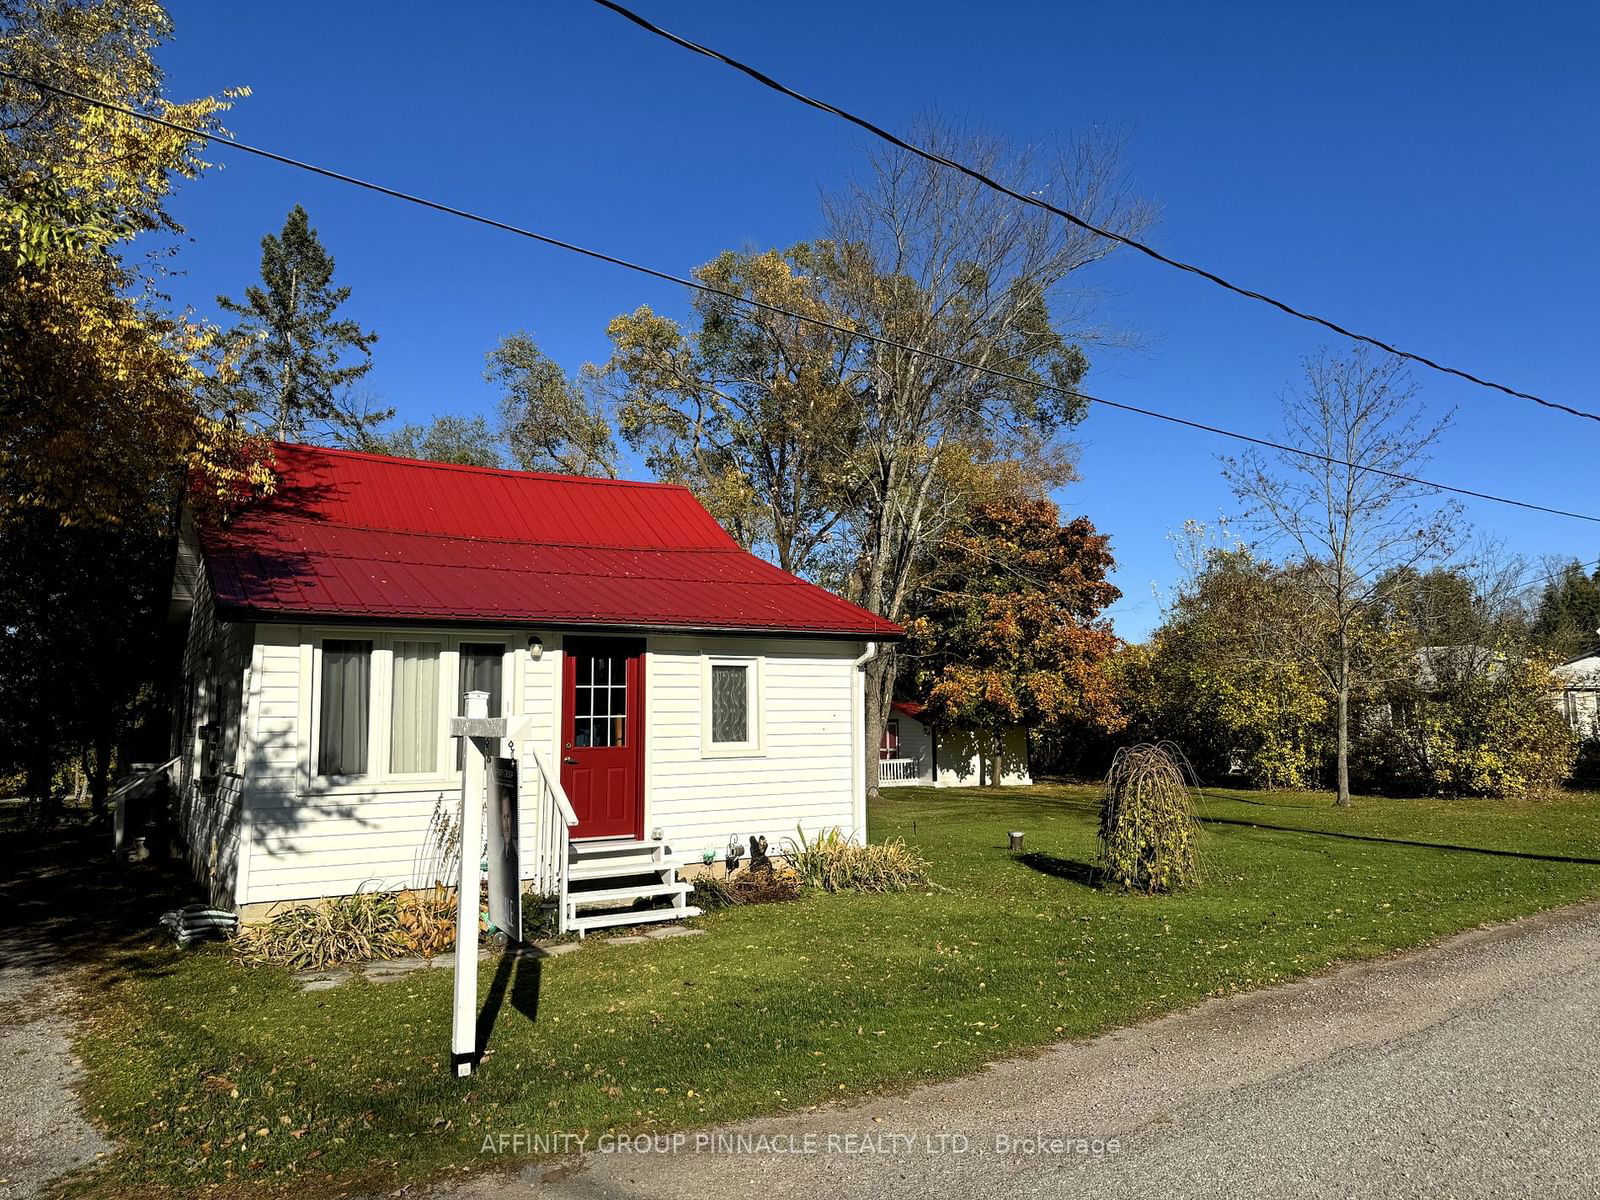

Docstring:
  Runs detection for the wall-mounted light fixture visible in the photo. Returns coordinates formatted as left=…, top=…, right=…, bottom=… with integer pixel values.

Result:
left=527, top=635, right=544, bottom=661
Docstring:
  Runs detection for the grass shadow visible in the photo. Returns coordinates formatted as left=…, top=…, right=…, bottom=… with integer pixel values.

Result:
left=1014, top=851, right=1101, bottom=889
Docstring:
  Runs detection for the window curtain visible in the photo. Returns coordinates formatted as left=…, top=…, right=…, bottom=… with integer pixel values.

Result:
left=390, top=641, right=440, bottom=773
left=710, top=664, right=748, bottom=743
left=319, top=640, right=372, bottom=775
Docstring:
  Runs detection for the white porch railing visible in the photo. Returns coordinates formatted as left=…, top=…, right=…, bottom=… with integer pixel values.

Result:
left=879, top=757, right=919, bottom=784
left=523, top=745, right=580, bottom=934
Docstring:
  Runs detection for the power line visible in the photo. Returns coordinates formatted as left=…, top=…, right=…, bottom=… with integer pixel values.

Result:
left=585, top=0, right=1600, bottom=429
left=1512, top=555, right=1600, bottom=595
left=8, top=67, right=1600, bottom=530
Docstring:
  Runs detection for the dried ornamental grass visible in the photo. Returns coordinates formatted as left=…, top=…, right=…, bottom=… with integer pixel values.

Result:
left=1098, top=742, right=1201, bottom=894
left=234, top=888, right=408, bottom=970
left=784, top=826, right=934, bottom=893
left=395, top=885, right=457, bottom=958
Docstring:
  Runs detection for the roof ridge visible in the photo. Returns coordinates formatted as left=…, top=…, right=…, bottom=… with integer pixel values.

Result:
left=223, top=513, right=745, bottom=554
left=273, top=441, right=694, bottom=492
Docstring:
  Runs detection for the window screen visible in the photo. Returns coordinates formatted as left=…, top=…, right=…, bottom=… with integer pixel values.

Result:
left=456, top=643, right=504, bottom=767
left=710, top=664, right=749, bottom=744
left=318, top=639, right=372, bottom=776
left=390, top=640, right=440, bottom=773
left=573, top=653, right=627, bottom=747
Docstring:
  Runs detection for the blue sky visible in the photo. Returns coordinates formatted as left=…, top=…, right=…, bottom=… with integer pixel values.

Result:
left=157, top=1, right=1600, bottom=639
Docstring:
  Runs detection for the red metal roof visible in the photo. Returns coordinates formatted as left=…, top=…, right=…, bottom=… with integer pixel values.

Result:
left=198, top=443, right=902, bottom=639
left=890, top=700, right=927, bottom=718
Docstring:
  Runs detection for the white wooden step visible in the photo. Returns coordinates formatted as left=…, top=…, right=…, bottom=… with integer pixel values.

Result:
left=567, top=882, right=691, bottom=908
left=569, top=838, right=666, bottom=859
left=568, top=860, right=676, bottom=883
left=567, top=905, right=703, bottom=934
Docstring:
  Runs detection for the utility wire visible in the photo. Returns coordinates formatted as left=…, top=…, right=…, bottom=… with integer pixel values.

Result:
left=585, top=0, right=1600, bottom=428
left=8, top=67, right=1600, bottom=529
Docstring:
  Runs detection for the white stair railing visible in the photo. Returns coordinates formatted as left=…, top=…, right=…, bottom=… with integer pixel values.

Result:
left=524, top=746, right=579, bottom=935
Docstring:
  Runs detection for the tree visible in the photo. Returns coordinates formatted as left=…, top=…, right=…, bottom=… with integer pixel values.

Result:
left=1223, top=350, right=1462, bottom=805
left=0, top=0, right=260, bottom=817
left=488, top=331, right=616, bottom=477
left=819, top=120, right=1153, bottom=797
left=600, top=249, right=856, bottom=561
left=359, top=414, right=504, bottom=468
left=1135, top=548, right=1331, bottom=788
left=903, top=495, right=1124, bottom=783
left=1355, top=653, right=1576, bottom=798
left=1531, top=559, right=1600, bottom=657
left=214, top=204, right=384, bottom=444
left=602, top=120, right=1152, bottom=794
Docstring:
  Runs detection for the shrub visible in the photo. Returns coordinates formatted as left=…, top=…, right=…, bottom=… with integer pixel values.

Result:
left=691, top=867, right=803, bottom=909
left=235, top=889, right=408, bottom=970
left=784, top=826, right=934, bottom=893
left=1354, top=657, right=1578, bottom=798
left=690, top=872, right=737, bottom=911
left=1098, top=742, right=1200, bottom=893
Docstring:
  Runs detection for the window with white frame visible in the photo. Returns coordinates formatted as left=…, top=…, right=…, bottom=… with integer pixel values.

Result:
left=308, top=632, right=517, bottom=784
left=702, top=655, right=763, bottom=755
left=318, top=639, right=372, bottom=776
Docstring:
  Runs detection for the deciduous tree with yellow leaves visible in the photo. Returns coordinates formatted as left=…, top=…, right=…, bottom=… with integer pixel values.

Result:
left=0, top=0, right=267, bottom=815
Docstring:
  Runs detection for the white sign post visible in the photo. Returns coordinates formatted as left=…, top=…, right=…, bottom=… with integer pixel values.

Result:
left=448, top=690, right=510, bottom=1078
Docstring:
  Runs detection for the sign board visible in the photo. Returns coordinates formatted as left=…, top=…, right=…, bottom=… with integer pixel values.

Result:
left=485, top=756, right=522, bottom=943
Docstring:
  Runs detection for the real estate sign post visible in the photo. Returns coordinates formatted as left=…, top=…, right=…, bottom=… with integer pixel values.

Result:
left=448, top=691, right=510, bottom=1078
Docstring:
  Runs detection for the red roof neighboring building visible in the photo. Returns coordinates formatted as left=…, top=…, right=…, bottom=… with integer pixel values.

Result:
left=197, top=443, right=902, bottom=639
left=890, top=700, right=927, bottom=718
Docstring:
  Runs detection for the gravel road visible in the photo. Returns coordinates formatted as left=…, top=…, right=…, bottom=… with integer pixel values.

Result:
left=434, top=903, right=1600, bottom=1200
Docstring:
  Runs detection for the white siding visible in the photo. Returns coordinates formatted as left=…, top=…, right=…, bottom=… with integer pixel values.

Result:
left=645, top=635, right=862, bottom=864
left=238, top=627, right=561, bottom=907
left=170, top=560, right=253, bottom=907
left=232, top=625, right=869, bottom=907
left=935, top=725, right=1033, bottom=787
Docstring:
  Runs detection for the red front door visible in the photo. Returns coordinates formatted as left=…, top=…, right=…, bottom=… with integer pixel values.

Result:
left=561, top=638, right=645, bottom=840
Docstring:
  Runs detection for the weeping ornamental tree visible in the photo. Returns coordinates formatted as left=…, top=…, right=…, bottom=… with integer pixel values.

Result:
left=1223, top=350, right=1462, bottom=807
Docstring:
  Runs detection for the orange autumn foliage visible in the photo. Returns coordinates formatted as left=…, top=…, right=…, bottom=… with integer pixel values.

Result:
left=907, top=496, right=1125, bottom=737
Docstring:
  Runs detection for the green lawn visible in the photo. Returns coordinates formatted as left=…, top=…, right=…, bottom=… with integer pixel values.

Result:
left=67, top=784, right=1600, bottom=1197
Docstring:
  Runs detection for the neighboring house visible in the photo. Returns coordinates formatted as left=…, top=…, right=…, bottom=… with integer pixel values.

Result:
left=169, top=443, right=900, bottom=934
left=877, top=701, right=1032, bottom=789
left=1553, top=650, right=1600, bottom=739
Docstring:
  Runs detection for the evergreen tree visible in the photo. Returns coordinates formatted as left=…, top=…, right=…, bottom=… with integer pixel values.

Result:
left=1532, top=559, right=1600, bottom=656
left=215, top=205, right=385, bottom=443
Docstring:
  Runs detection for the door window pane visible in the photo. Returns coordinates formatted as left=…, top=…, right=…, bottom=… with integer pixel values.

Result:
left=456, top=643, right=504, bottom=767
left=319, top=640, right=372, bottom=776
left=710, top=664, right=748, bottom=744
left=390, top=641, right=440, bottom=773
left=573, top=652, right=627, bottom=748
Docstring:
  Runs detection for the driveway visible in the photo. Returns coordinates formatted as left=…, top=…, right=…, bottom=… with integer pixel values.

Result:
left=0, top=913, right=111, bottom=1200
left=437, top=902, right=1600, bottom=1200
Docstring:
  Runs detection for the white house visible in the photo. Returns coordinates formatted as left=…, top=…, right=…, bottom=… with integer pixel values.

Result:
left=877, top=701, right=1032, bottom=789
left=168, top=443, right=901, bottom=934
left=1553, top=650, right=1600, bottom=739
